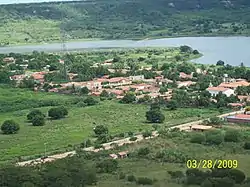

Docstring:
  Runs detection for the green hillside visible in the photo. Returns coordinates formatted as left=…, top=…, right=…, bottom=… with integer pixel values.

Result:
left=1, top=0, right=250, bottom=45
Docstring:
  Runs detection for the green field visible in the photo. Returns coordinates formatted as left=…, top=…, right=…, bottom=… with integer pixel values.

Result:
left=0, top=86, right=222, bottom=163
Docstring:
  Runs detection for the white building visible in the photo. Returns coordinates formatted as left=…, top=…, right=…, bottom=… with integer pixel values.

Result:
left=129, top=75, right=144, bottom=81
left=206, top=86, right=234, bottom=97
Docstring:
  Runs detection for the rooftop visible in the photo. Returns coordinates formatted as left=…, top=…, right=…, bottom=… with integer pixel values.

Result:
left=207, top=86, right=230, bottom=92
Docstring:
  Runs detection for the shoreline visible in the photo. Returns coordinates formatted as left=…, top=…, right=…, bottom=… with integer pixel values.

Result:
left=1, top=34, right=250, bottom=48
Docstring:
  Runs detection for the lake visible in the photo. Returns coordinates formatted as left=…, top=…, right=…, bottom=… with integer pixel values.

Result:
left=0, top=36, right=250, bottom=66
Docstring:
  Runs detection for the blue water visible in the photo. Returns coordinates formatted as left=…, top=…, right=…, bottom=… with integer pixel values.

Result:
left=1, top=37, right=250, bottom=66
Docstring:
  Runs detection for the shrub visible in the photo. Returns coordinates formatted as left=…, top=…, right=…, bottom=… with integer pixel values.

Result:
left=243, top=142, right=250, bottom=149
left=205, top=131, right=224, bottom=145
left=127, top=175, right=136, bottom=182
left=129, top=137, right=137, bottom=141
left=168, top=171, right=185, bottom=179
left=1, top=120, right=20, bottom=134
left=48, top=106, right=68, bottom=119
left=127, top=131, right=134, bottom=136
left=137, top=147, right=150, bottom=156
left=142, top=131, right=152, bottom=138
left=76, top=101, right=87, bottom=107
left=146, top=109, right=165, bottom=123
left=94, top=143, right=103, bottom=149
left=93, top=125, right=108, bottom=136
left=27, top=109, right=45, bottom=121
left=96, top=159, right=118, bottom=173
left=224, top=130, right=241, bottom=142
left=118, top=172, right=126, bottom=180
left=190, top=133, right=205, bottom=144
left=136, top=177, right=153, bottom=185
left=84, top=97, right=99, bottom=106
left=31, top=115, right=45, bottom=126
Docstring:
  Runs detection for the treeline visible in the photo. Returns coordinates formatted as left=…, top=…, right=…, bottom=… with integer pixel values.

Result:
left=1, top=0, right=250, bottom=43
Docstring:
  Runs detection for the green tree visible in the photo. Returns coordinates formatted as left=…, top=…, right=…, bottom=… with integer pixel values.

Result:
left=146, top=109, right=165, bottom=123
left=1, top=120, right=20, bottom=134
left=84, top=97, right=98, bottom=106
left=79, top=86, right=89, bottom=95
left=27, top=109, right=45, bottom=121
left=48, top=107, right=68, bottom=119
left=224, top=130, right=241, bottom=142
left=31, top=115, right=46, bottom=126
left=100, top=90, right=109, bottom=97
left=190, top=133, right=205, bottom=144
left=96, top=159, right=118, bottom=173
left=94, top=125, right=108, bottom=136
left=121, top=92, right=136, bottom=103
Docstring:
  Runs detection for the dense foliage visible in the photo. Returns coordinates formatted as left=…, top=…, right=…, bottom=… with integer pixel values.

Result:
left=1, top=120, right=20, bottom=134
left=1, top=0, right=250, bottom=45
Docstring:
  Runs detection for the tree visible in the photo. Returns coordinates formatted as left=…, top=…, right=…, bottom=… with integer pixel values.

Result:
left=216, top=60, right=225, bottom=66
left=27, top=109, right=45, bottom=121
left=84, top=97, right=98, bottom=106
left=1, top=120, right=20, bottom=134
left=166, top=100, right=178, bottom=110
left=146, top=108, right=165, bottom=123
left=0, top=70, right=11, bottom=84
left=100, top=90, right=109, bottom=97
left=93, top=125, right=108, bottom=136
left=48, top=107, right=68, bottom=119
left=137, top=147, right=150, bottom=156
left=31, top=115, right=45, bottom=126
left=180, top=45, right=192, bottom=53
left=205, top=131, right=224, bottom=145
left=96, top=159, right=118, bottom=173
left=224, top=130, right=241, bottom=142
left=136, top=177, right=153, bottom=185
left=121, top=92, right=136, bottom=104
left=79, top=87, right=89, bottom=95
left=243, top=142, right=250, bottom=150
left=192, top=49, right=200, bottom=55
left=190, top=133, right=205, bottom=144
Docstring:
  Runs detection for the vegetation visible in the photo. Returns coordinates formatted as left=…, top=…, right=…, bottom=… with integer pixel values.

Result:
left=48, top=106, right=68, bottom=119
left=0, top=0, right=250, bottom=45
left=0, top=88, right=221, bottom=162
left=1, top=120, right=20, bottom=134
left=1, top=126, right=250, bottom=187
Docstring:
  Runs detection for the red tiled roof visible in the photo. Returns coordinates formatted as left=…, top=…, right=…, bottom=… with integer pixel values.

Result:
left=108, top=77, right=129, bottom=83
left=228, top=103, right=244, bottom=107
left=234, top=114, right=250, bottom=119
left=219, top=81, right=250, bottom=88
left=207, top=87, right=230, bottom=92
left=179, top=72, right=193, bottom=79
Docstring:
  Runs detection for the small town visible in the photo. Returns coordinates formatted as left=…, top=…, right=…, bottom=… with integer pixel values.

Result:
left=1, top=1, right=250, bottom=187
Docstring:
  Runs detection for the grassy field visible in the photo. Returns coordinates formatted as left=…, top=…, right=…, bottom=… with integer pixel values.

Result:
left=91, top=128, right=250, bottom=187
left=0, top=95, right=221, bottom=163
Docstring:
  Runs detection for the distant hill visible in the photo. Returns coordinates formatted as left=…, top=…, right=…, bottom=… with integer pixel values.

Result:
left=0, top=0, right=250, bottom=45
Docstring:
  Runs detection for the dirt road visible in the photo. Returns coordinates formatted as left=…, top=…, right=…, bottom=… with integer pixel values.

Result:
left=16, top=110, right=243, bottom=166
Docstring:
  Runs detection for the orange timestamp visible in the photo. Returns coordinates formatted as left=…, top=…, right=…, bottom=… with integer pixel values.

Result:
left=186, top=159, right=238, bottom=169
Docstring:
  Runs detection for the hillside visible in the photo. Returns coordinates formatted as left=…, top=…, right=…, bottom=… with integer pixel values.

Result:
left=0, top=0, right=250, bottom=45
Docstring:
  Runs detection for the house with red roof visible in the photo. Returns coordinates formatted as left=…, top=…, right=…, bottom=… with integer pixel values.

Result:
left=206, top=86, right=234, bottom=97
left=218, top=81, right=250, bottom=90
left=179, top=72, right=193, bottom=79
left=31, top=72, right=47, bottom=84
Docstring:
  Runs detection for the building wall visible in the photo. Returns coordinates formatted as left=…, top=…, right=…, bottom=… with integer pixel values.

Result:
left=226, top=118, right=250, bottom=124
